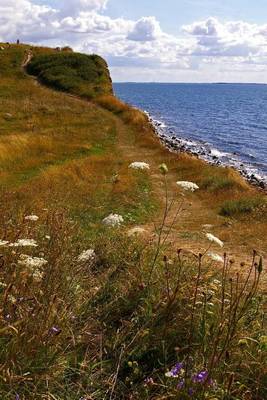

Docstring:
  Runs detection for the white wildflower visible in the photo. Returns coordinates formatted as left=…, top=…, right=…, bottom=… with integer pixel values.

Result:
left=0, top=240, right=9, bottom=246
left=208, top=252, right=224, bottom=263
left=129, top=162, right=150, bottom=170
left=77, top=249, right=95, bottom=263
left=9, top=295, right=16, bottom=304
left=102, top=213, right=124, bottom=227
left=25, top=215, right=39, bottom=222
left=18, top=254, right=48, bottom=269
left=128, top=227, right=146, bottom=236
left=0, top=281, right=7, bottom=288
left=45, top=235, right=51, bottom=240
left=202, top=224, right=213, bottom=230
left=206, top=233, right=224, bottom=247
left=32, top=269, right=44, bottom=282
left=176, top=181, right=199, bottom=192
left=9, top=239, right=38, bottom=247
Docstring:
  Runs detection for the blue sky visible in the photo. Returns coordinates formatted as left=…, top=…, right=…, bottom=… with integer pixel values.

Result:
left=1, top=0, right=267, bottom=82
left=106, top=0, right=267, bottom=31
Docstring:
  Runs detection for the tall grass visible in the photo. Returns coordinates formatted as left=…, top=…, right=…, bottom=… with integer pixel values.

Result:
left=0, top=169, right=265, bottom=399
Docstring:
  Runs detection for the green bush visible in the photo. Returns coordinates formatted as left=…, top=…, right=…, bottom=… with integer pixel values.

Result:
left=27, top=52, right=113, bottom=98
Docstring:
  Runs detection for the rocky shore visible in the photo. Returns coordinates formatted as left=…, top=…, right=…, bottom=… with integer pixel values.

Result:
left=145, top=112, right=266, bottom=191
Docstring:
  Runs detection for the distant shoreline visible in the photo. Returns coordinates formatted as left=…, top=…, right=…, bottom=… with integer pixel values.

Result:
left=114, top=82, right=267, bottom=85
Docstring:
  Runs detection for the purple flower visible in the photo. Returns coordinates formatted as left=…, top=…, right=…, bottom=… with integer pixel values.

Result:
left=49, top=326, right=61, bottom=336
left=192, top=370, right=209, bottom=384
left=188, top=388, right=195, bottom=396
left=177, top=379, right=185, bottom=389
left=165, top=362, right=184, bottom=377
left=15, top=394, right=20, bottom=400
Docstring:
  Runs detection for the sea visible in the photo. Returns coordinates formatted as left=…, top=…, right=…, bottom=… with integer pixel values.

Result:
left=113, top=83, right=267, bottom=185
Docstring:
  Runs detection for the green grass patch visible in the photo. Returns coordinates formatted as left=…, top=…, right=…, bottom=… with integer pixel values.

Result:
left=219, top=196, right=265, bottom=216
left=201, top=175, right=237, bottom=191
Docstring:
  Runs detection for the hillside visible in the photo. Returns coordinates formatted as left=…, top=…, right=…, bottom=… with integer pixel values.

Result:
left=27, top=51, right=113, bottom=98
left=0, top=44, right=266, bottom=399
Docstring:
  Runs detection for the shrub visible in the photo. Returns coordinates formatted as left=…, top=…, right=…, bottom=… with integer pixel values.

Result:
left=27, top=52, right=113, bottom=98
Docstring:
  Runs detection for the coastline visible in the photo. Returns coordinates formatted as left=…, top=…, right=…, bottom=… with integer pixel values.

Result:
left=144, top=111, right=266, bottom=191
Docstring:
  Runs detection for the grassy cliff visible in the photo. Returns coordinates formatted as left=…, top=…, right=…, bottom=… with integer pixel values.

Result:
left=27, top=51, right=113, bottom=98
left=0, top=44, right=266, bottom=399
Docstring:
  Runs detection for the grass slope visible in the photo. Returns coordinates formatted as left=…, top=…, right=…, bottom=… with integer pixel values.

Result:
left=0, top=44, right=266, bottom=399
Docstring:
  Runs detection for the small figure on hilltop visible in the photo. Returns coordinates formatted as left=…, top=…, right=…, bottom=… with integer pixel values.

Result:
left=17, top=39, right=20, bottom=45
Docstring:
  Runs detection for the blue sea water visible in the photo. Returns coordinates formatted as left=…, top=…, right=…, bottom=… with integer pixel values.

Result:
left=114, top=83, right=267, bottom=183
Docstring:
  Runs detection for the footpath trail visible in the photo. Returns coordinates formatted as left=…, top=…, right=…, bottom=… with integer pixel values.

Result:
left=115, top=118, right=267, bottom=269
left=20, top=53, right=267, bottom=283
left=21, top=50, right=33, bottom=68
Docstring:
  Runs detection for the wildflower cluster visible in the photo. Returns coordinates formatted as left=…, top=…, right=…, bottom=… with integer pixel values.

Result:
left=18, top=254, right=48, bottom=269
left=129, top=162, right=150, bottom=170
left=206, top=233, right=224, bottom=247
left=208, top=252, right=224, bottom=263
left=165, top=363, right=217, bottom=397
left=25, top=215, right=39, bottom=221
left=102, top=213, right=124, bottom=227
left=77, top=249, right=96, bottom=263
left=176, top=181, right=200, bottom=192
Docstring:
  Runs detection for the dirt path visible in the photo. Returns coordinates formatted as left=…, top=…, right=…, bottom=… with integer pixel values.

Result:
left=21, top=50, right=33, bottom=68
left=113, top=116, right=267, bottom=277
left=22, top=61, right=266, bottom=277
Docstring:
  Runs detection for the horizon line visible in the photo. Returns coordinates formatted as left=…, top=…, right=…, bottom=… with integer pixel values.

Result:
left=113, top=81, right=267, bottom=85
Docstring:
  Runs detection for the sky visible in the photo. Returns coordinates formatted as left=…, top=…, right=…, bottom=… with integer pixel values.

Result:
left=1, top=0, right=267, bottom=83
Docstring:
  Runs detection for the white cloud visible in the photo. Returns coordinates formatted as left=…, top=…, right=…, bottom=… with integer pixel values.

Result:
left=0, top=0, right=57, bottom=41
left=59, top=12, right=131, bottom=35
left=183, top=17, right=267, bottom=58
left=0, top=1, right=266, bottom=82
left=60, top=0, right=108, bottom=16
left=127, top=16, right=162, bottom=41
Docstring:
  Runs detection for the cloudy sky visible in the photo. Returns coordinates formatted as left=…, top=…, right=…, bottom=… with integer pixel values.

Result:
left=1, top=0, right=267, bottom=82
